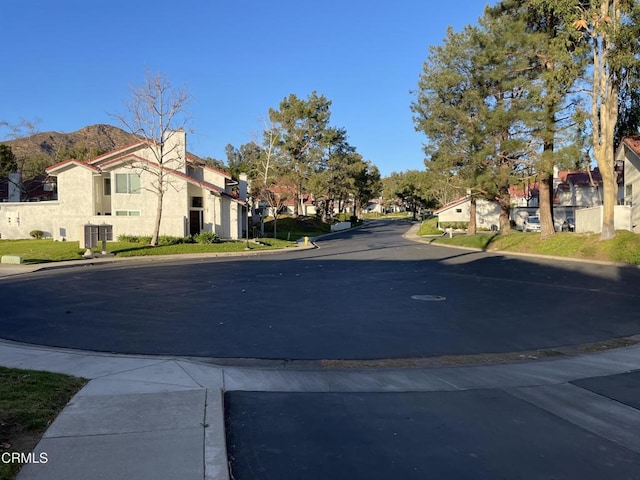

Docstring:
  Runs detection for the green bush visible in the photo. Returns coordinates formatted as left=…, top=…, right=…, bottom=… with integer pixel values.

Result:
left=29, top=230, right=45, bottom=240
left=194, top=231, right=220, bottom=244
left=439, top=222, right=468, bottom=230
left=418, top=217, right=441, bottom=235
left=158, top=235, right=192, bottom=245
left=117, top=234, right=150, bottom=243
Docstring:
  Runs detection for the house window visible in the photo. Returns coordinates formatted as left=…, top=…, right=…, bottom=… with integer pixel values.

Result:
left=104, top=178, right=111, bottom=196
left=625, top=184, right=633, bottom=205
left=114, top=173, right=141, bottom=194
left=192, top=196, right=203, bottom=208
left=456, top=208, right=462, bottom=213
left=115, top=210, right=141, bottom=216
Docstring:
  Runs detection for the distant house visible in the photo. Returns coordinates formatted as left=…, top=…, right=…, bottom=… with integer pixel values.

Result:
left=553, top=168, right=603, bottom=208
left=434, top=197, right=501, bottom=229
left=0, top=131, right=247, bottom=241
left=509, top=183, right=539, bottom=207
left=435, top=167, right=605, bottom=232
left=0, top=174, right=57, bottom=203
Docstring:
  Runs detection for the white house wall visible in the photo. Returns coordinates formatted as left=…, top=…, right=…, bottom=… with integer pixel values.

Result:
left=0, top=202, right=60, bottom=240
left=437, top=199, right=500, bottom=228
left=107, top=165, right=189, bottom=238
left=203, top=168, right=228, bottom=188
left=622, top=148, right=640, bottom=232
left=1, top=131, right=246, bottom=241
left=575, top=206, right=632, bottom=233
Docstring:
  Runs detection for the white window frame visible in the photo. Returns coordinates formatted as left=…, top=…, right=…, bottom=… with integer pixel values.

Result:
left=114, top=210, right=141, bottom=216
left=114, top=173, right=141, bottom=194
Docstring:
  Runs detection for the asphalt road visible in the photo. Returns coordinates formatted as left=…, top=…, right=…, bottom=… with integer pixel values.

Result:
left=1, top=220, right=639, bottom=359
left=225, top=385, right=640, bottom=479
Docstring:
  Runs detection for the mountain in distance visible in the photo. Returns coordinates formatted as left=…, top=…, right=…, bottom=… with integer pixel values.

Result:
left=1, top=124, right=140, bottom=166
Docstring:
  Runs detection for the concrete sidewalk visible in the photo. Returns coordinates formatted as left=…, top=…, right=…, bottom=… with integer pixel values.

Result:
left=2, top=343, right=228, bottom=480
left=3, top=340, right=640, bottom=479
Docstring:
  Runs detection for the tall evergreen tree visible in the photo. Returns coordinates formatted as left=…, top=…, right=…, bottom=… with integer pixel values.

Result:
left=413, top=10, right=537, bottom=232
left=489, top=0, right=589, bottom=238
left=268, top=92, right=332, bottom=217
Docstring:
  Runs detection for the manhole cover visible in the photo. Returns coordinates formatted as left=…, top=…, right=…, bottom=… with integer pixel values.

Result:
left=411, top=295, right=446, bottom=301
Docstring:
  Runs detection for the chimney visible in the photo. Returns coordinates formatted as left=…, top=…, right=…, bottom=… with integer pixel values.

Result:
left=8, top=173, right=21, bottom=202
left=239, top=173, right=248, bottom=201
left=161, top=129, right=187, bottom=172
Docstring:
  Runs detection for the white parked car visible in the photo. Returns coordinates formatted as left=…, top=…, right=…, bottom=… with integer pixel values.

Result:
left=522, top=216, right=541, bottom=232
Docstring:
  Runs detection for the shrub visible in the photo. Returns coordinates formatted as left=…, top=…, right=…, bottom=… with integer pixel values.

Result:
left=29, top=230, right=45, bottom=240
left=158, top=235, right=189, bottom=245
left=117, top=235, right=152, bottom=244
left=439, top=222, right=468, bottom=230
left=194, top=231, right=220, bottom=244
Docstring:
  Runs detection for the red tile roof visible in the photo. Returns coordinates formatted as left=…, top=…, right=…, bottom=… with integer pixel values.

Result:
left=623, top=136, right=640, bottom=156
left=45, top=159, right=101, bottom=174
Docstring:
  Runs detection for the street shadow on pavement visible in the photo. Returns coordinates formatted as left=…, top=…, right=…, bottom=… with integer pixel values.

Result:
left=1, top=244, right=638, bottom=361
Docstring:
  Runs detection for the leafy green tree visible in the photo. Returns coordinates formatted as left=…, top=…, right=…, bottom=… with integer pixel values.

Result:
left=268, top=92, right=332, bottom=216
left=0, top=119, right=45, bottom=179
left=489, top=0, right=590, bottom=238
left=0, top=144, right=17, bottom=178
left=615, top=66, right=640, bottom=148
left=348, top=157, right=381, bottom=216
left=413, top=13, right=535, bottom=232
left=309, top=127, right=359, bottom=221
left=224, top=142, right=262, bottom=179
left=383, top=170, right=433, bottom=220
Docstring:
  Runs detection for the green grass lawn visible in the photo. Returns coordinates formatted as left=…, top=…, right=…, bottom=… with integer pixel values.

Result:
left=262, top=216, right=331, bottom=241
left=0, top=367, right=86, bottom=480
left=417, top=217, right=442, bottom=235
left=0, top=238, right=296, bottom=263
left=427, top=229, right=640, bottom=265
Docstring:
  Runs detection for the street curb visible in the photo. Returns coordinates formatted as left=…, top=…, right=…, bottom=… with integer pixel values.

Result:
left=0, top=242, right=317, bottom=279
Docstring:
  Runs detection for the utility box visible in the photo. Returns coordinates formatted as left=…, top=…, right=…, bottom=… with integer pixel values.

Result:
left=98, top=224, right=113, bottom=242
left=84, top=224, right=99, bottom=249
left=83, top=224, right=112, bottom=255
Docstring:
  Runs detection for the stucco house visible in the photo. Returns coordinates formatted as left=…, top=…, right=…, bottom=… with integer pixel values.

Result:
left=435, top=170, right=605, bottom=231
left=0, top=131, right=247, bottom=241
left=553, top=168, right=603, bottom=208
left=616, top=136, right=640, bottom=232
left=434, top=197, right=501, bottom=230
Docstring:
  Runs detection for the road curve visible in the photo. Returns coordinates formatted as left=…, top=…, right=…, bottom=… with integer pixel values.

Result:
left=1, top=220, right=639, bottom=360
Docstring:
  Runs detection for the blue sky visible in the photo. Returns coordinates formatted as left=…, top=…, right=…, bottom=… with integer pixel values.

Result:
left=1, top=0, right=495, bottom=177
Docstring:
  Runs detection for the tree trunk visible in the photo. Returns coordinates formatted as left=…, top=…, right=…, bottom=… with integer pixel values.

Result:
left=600, top=156, right=617, bottom=240
left=150, top=166, right=165, bottom=246
left=539, top=103, right=556, bottom=240
left=592, top=2, right=619, bottom=241
left=150, top=189, right=164, bottom=246
left=539, top=173, right=555, bottom=240
left=497, top=187, right=511, bottom=233
left=468, top=196, right=477, bottom=235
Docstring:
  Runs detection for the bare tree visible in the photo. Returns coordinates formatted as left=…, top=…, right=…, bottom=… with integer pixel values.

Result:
left=112, top=71, right=191, bottom=245
left=253, top=121, right=286, bottom=238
